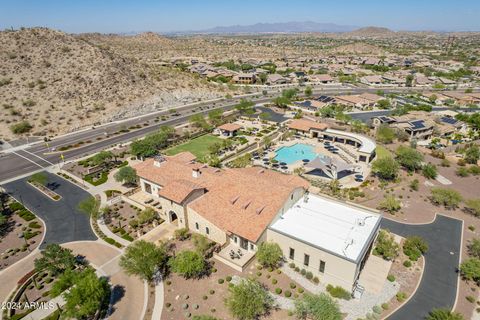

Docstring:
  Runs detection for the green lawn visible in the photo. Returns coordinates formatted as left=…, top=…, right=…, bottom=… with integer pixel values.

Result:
left=375, top=145, right=393, bottom=159
left=165, top=134, right=222, bottom=161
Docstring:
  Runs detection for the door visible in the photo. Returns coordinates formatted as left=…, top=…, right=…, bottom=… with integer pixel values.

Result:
left=240, top=238, right=248, bottom=250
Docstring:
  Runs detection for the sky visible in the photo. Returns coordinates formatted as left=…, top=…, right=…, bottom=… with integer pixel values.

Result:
left=0, top=0, right=479, bottom=33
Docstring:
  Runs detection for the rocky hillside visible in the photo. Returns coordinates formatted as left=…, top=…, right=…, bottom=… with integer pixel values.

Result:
left=0, top=28, right=227, bottom=140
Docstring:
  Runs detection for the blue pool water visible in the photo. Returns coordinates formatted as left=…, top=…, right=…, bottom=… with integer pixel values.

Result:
left=274, top=143, right=319, bottom=165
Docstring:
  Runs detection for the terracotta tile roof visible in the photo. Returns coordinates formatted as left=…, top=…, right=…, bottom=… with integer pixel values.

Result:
left=358, top=92, right=383, bottom=102
left=217, top=123, right=242, bottom=132
left=335, top=95, right=370, bottom=105
left=133, top=152, right=309, bottom=242
left=287, top=119, right=329, bottom=132
left=158, top=179, right=204, bottom=204
left=188, top=167, right=309, bottom=242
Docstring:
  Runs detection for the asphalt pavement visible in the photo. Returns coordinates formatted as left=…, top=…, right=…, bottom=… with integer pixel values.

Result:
left=381, top=215, right=462, bottom=320
left=3, top=171, right=97, bottom=247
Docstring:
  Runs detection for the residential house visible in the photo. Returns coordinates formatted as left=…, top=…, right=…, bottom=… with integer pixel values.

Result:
left=309, top=74, right=335, bottom=84
left=232, top=73, right=256, bottom=84
left=266, top=74, right=291, bottom=85
left=360, top=75, right=383, bottom=86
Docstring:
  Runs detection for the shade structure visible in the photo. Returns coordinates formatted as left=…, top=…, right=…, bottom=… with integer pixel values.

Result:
left=305, top=156, right=358, bottom=179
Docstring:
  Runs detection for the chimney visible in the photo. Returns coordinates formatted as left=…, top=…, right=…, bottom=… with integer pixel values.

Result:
left=153, top=155, right=165, bottom=167
left=192, top=168, right=201, bottom=178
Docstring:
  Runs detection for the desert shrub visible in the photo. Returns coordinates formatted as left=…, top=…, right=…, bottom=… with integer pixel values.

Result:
left=440, top=158, right=450, bottom=167
left=174, top=228, right=190, bottom=240
left=430, top=187, right=463, bottom=208
left=456, top=167, right=470, bottom=177
left=396, top=292, right=407, bottom=302
left=426, top=308, right=465, bottom=320
left=294, top=293, right=341, bottom=320
left=460, top=258, right=480, bottom=283
left=403, top=236, right=428, bottom=261
left=387, top=274, right=395, bottom=282
left=326, top=284, right=351, bottom=300
left=10, top=121, right=33, bottom=134
left=409, top=179, right=419, bottom=191
left=422, top=163, right=438, bottom=179
left=403, top=260, right=412, bottom=268
left=373, top=229, right=399, bottom=260
left=378, top=195, right=401, bottom=213
left=469, top=166, right=480, bottom=175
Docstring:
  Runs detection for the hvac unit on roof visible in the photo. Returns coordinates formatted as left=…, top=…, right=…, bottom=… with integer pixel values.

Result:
left=357, top=218, right=365, bottom=226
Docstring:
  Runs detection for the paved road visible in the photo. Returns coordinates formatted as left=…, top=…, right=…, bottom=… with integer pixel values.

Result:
left=348, top=107, right=459, bottom=123
left=3, top=172, right=97, bottom=247
left=0, top=86, right=475, bottom=183
left=381, top=215, right=462, bottom=320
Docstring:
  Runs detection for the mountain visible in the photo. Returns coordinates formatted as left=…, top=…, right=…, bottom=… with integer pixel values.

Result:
left=344, top=26, right=395, bottom=37
left=190, top=21, right=358, bottom=34
left=0, top=28, right=225, bottom=140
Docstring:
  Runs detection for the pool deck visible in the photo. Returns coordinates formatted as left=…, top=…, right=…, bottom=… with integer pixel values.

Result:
left=253, top=137, right=371, bottom=188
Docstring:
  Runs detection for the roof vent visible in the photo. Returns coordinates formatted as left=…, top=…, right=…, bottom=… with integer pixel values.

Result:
left=258, top=169, right=265, bottom=174
left=242, top=200, right=251, bottom=210
left=256, top=205, right=266, bottom=215
left=357, top=218, right=365, bottom=226
left=230, top=195, right=240, bottom=205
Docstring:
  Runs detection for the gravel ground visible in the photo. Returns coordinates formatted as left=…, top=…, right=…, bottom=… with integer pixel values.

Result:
left=280, top=265, right=399, bottom=320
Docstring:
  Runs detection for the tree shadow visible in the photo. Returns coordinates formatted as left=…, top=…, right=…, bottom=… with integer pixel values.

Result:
left=0, top=219, right=16, bottom=238
left=109, top=284, right=126, bottom=314
left=46, top=181, right=61, bottom=191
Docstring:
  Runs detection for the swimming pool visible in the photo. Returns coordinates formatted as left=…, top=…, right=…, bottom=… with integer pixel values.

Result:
left=274, top=143, right=320, bottom=165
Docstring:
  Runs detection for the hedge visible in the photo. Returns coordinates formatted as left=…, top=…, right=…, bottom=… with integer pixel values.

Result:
left=18, top=209, right=36, bottom=221
left=83, top=171, right=108, bottom=186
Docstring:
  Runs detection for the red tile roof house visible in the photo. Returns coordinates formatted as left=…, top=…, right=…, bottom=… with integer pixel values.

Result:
left=132, top=152, right=381, bottom=291
left=215, top=123, right=242, bottom=137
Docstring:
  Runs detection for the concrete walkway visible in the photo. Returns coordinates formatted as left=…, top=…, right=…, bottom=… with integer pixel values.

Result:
left=0, top=241, right=146, bottom=320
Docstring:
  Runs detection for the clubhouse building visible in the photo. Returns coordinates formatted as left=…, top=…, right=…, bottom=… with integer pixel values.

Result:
left=132, top=152, right=381, bottom=291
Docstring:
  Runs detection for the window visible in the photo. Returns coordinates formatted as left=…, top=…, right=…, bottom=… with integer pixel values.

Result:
left=319, top=260, right=326, bottom=273
left=250, top=243, right=254, bottom=250
left=289, top=248, right=295, bottom=260
left=291, top=194, right=293, bottom=200
left=304, top=254, right=309, bottom=266
left=234, top=236, right=237, bottom=243
left=195, top=222, right=199, bottom=230
left=206, top=227, right=210, bottom=235
left=144, top=183, right=152, bottom=194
